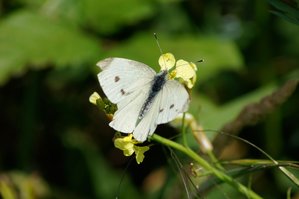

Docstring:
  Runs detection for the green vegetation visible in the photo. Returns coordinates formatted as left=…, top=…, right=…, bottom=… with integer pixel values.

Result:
left=0, top=0, right=298, bottom=198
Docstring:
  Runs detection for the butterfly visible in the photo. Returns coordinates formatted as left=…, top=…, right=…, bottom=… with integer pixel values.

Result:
left=97, top=55, right=190, bottom=142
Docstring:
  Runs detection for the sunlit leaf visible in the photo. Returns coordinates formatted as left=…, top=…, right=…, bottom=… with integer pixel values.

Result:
left=103, top=33, right=244, bottom=83
left=189, top=83, right=278, bottom=139
left=35, top=0, right=156, bottom=34
left=0, top=10, right=101, bottom=85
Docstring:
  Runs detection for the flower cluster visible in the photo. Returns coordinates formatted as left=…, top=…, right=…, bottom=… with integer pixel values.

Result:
left=114, top=134, right=149, bottom=164
left=159, top=53, right=197, bottom=88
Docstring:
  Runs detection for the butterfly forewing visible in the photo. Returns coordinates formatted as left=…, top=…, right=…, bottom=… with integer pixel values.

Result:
left=97, top=58, right=156, bottom=104
left=109, top=83, right=152, bottom=133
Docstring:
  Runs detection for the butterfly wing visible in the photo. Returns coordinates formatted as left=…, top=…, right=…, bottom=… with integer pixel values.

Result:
left=97, top=58, right=156, bottom=104
left=97, top=57, right=156, bottom=133
left=133, top=80, right=189, bottom=142
left=97, top=57, right=189, bottom=141
left=133, top=91, right=162, bottom=141
left=109, top=83, right=152, bottom=133
left=156, top=80, right=189, bottom=124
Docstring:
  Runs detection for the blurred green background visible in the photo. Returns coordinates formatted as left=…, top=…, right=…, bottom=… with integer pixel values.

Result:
left=0, top=0, right=298, bottom=198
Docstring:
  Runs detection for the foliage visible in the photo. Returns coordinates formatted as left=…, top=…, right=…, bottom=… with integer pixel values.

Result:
left=0, top=10, right=100, bottom=85
left=0, top=0, right=298, bottom=198
left=268, top=0, right=299, bottom=25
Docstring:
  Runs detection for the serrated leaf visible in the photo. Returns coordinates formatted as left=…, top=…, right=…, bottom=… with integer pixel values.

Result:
left=0, top=10, right=101, bottom=85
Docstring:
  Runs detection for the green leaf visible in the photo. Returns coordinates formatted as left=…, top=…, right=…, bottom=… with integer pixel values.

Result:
left=275, top=167, right=299, bottom=190
left=268, top=0, right=299, bottom=25
left=190, top=83, right=278, bottom=139
left=0, top=10, right=101, bottom=86
left=37, top=0, right=156, bottom=34
left=103, top=33, right=244, bottom=83
left=85, top=0, right=155, bottom=34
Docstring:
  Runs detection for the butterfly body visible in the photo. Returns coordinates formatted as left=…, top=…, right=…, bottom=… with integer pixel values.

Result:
left=97, top=57, right=189, bottom=142
left=139, top=70, right=167, bottom=119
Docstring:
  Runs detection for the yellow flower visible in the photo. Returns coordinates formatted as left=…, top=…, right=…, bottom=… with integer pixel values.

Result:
left=114, top=134, right=136, bottom=156
left=89, top=91, right=117, bottom=118
left=89, top=92, right=101, bottom=105
left=158, top=53, right=197, bottom=88
left=134, top=145, right=150, bottom=164
left=158, top=53, right=175, bottom=70
left=174, top=60, right=197, bottom=88
left=114, top=134, right=150, bottom=164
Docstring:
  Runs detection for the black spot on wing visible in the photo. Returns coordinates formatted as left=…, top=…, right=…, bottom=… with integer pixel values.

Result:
left=170, top=104, right=174, bottom=109
left=120, top=89, right=126, bottom=95
left=114, top=76, right=120, bottom=82
left=159, top=108, right=164, bottom=113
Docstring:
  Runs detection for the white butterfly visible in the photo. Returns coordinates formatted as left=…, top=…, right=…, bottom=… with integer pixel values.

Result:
left=97, top=57, right=190, bottom=142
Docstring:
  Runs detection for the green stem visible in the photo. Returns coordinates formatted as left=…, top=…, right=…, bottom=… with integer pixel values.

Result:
left=206, top=150, right=225, bottom=170
left=151, top=134, right=263, bottom=199
left=181, top=112, right=188, bottom=147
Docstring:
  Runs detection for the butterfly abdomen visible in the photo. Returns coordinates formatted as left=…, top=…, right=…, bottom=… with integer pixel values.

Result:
left=138, top=71, right=167, bottom=119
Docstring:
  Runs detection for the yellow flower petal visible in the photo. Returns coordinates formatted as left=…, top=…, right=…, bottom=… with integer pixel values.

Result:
left=114, top=135, right=135, bottom=156
left=89, top=92, right=101, bottom=105
left=189, top=74, right=197, bottom=88
left=175, top=60, right=197, bottom=88
left=123, top=134, right=133, bottom=142
left=185, top=79, right=193, bottom=89
left=134, top=145, right=150, bottom=164
left=158, top=53, right=175, bottom=70
left=175, top=60, right=196, bottom=79
left=113, top=134, right=150, bottom=164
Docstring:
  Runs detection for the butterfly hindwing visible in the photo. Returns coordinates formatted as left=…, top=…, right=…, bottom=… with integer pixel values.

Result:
left=134, top=80, right=189, bottom=142
left=133, top=91, right=162, bottom=141
left=97, top=58, right=156, bottom=104
left=156, top=80, right=189, bottom=124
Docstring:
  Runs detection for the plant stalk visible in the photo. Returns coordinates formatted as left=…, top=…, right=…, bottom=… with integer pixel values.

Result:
left=151, top=134, right=262, bottom=199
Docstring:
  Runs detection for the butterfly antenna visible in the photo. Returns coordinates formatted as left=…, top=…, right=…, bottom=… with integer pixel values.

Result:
left=154, top=33, right=163, bottom=55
